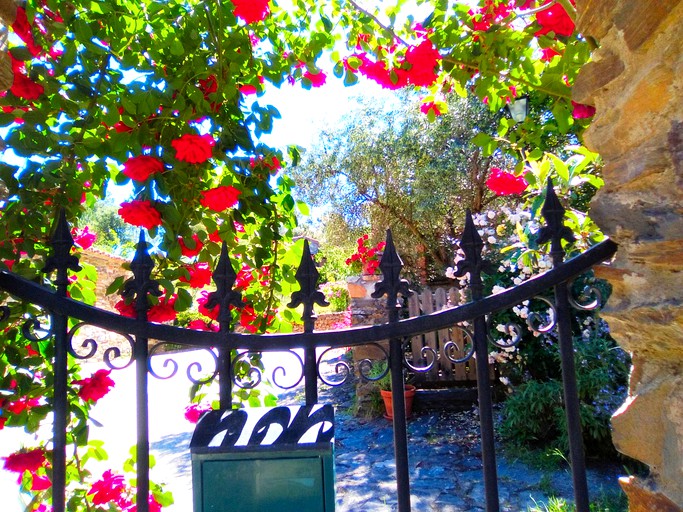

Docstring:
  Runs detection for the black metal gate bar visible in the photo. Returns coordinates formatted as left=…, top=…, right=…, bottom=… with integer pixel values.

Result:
left=127, top=232, right=159, bottom=512
left=456, top=211, right=500, bottom=511
left=43, top=210, right=79, bottom=512
left=0, top=198, right=621, bottom=512
left=539, top=180, right=590, bottom=511
left=373, top=230, right=412, bottom=511
left=0, top=240, right=619, bottom=351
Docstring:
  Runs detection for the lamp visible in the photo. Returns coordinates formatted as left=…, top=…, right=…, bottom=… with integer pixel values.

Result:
left=507, top=95, right=529, bottom=123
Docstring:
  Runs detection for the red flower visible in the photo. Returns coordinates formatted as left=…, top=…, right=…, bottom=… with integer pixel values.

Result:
left=208, top=230, right=223, bottom=243
left=11, top=7, right=42, bottom=57
left=420, top=101, right=441, bottom=117
left=184, top=403, right=212, bottom=424
left=172, top=134, right=215, bottom=164
left=5, top=397, right=41, bottom=415
left=118, top=200, right=162, bottom=230
left=114, top=299, right=136, bottom=318
left=250, top=155, right=281, bottom=173
left=235, top=264, right=254, bottom=289
left=232, top=0, right=271, bottom=24
left=71, top=226, right=96, bottom=250
left=72, top=369, right=115, bottom=403
left=540, top=47, right=561, bottom=62
left=10, top=72, right=44, bottom=100
left=147, top=295, right=178, bottom=323
left=571, top=101, right=596, bottom=119
left=88, top=470, right=128, bottom=506
left=198, top=75, right=218, bottom=99
left=122, top=155, right=164, bottom=182
left=485, top=168, right=528, bottom=196
left=180, top=262, right=212, bottom=288
left=179, top=233, right=204, bottom=257
left=200, top=185, right=241, bottom=212
left=535, top=0, right=575, bottom=38
left=197, top=290, right=219, bottom=320
left=303, top=70, right=327, bottom=87
left=239, top=305, right=259, bottom=333
left=3, top=448, right=46, bottom=475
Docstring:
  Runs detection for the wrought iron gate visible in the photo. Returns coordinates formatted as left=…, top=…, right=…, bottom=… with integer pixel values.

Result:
left=0, top=180, right=618, bottom=512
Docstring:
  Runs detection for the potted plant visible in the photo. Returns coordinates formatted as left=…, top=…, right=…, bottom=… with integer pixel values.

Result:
left=370, top=360, right=416, bottom=420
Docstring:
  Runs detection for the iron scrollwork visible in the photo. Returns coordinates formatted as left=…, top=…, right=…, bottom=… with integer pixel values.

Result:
left=443, top=324, right=476, bottom=363
left=67, top=322, right=135, bottom=370
left=316, top=347, right=352, bottom=387
left=148, top=343, right=219, bottom=385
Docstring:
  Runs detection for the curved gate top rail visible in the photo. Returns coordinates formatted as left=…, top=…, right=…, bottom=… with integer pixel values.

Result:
left=0, top=238, right=617, bottom=349
left=0, top=179, right=619, bottom=512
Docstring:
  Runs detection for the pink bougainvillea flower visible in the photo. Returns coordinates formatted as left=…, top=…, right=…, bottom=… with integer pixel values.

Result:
left=118, top=200, right=162, bottom=230
left=200, top=185, right=241, bottom=212
left=239, top=305, right=259, bottom=333
left=30, top=474, right=52, bottom=491
left=71, top=226, right=96, bottom=250
left=535, top=0, right=575, bottom=38
left=239, top=84, right=258, bottom=95
left=420, top=101, right=441, bottom=117
left=88, top=470, right=128, bottom=506
left=232, top=0, right=271, bottom=24
left=172, top=134, right=215, bottom=164
left=3, top=448, right=46, bottom=477
left=540, top=47, right=561, bottom=62
left=188, top=319, right=219, bottom=332
left=72, top=369, right=115, bottom=403
left=208, top=230, right=223, bottom=243
left=403, top=38, right=441, bottom=87
left=180, top=262, right=212, bottom=289
left=235, top=264, right=254, bottom=289
left=303, top=70, right=327, bottom=87
left=122, top=155, right=164, bottom=182
left=179, top=233, right=204, bottom=257
left=571, top=101, right=596, bottom=119
left=184, top=403, right=212, bottom=424
left=485, top=168, right=528, bottom=196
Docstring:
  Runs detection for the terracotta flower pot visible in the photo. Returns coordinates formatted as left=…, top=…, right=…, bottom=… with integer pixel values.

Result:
left=380, top=385, right=416, bottom=420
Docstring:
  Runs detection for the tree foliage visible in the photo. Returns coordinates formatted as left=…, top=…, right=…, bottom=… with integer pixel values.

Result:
left=293, top=92, right=522, bottom=281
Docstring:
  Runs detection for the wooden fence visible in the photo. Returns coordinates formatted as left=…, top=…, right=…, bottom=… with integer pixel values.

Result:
left=407, top=287, right=484, bottom=385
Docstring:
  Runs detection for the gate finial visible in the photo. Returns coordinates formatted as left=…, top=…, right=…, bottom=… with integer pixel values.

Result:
left=43, top=209, right=81, bottom=289
left=207, top=241, right=243, bottom=330
left=537, top=178, right=575, bottom=264
left=288, top=239, right=328, bottom=328
left=371, top=229, right=411, bottom=302
left=455, top=210, right=493, bottom=299
left=122, top=230, right=162, bottom=317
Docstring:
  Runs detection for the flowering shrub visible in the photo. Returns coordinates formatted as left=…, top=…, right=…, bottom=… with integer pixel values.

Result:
left=446, top=161, right=628, bottom=454
left=320, top=282, right=350, bottom=312
left=345, top=235, right=386, bottom=275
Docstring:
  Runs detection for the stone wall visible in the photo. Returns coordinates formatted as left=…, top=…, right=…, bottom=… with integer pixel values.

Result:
left=574, top=0, right=683, bottom=508
left=0, top=0, right=16, bottom=92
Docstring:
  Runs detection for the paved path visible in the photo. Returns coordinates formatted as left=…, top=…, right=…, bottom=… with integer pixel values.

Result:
left=1, top=349, right=624, bottom=511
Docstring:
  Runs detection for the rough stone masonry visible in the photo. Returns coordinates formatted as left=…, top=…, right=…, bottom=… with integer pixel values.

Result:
left=575, top=0, right=683, bottom=509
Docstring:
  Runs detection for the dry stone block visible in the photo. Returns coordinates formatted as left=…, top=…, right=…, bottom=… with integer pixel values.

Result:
left=619, top=476, right=683, bottom=512
left=613, top=0, right=682, bottom=51
left=572, top=49, right=624, bottom=104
